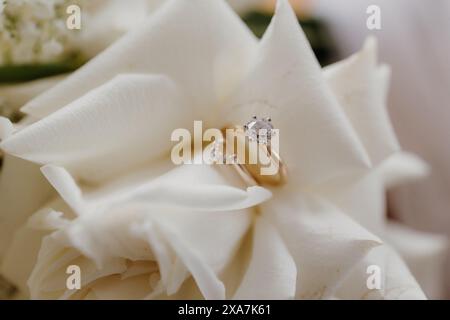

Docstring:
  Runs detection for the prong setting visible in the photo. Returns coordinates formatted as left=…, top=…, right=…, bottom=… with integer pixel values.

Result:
left=243, top=116, right=274, bottom=145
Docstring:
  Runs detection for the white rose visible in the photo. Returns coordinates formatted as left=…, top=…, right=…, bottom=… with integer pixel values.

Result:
left=0, top=0, right=428, bottom=299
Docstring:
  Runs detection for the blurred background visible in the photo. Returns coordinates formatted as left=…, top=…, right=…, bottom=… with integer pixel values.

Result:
left=0, top=0, right=449, bottom=299
left=313, top=0, right=450, bottom=300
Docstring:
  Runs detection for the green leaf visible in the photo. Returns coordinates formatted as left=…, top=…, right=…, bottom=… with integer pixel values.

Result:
left=0, top=54, right=85, bottom=83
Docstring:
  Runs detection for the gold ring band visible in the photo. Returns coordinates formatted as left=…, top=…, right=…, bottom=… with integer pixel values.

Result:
left=218, top=121, right=287, bottom=187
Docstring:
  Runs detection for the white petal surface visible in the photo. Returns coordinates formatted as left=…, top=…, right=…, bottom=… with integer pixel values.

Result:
left=41, top=161, right=271, bottom=215
left=0, top=117, right=14, bottom=140
left=386, top=222, right=448, bottom=299
left=1, top=198, right=74, bottom=296
left=2, top=74, right=190, bottom=183
left=335, top=246, right=388, bottom=299
left=233, top=215, right=296, bottom=300
left=262, top=191, right=382, bottom=299
left=26, top=161, right=257, bottom=299
left=28, top=232, right=128, bottom=299
left=317, top=171, right=386, bottom=236
left=1, top=224, right=49, bottom=294
left=0, top=155, right=54, bottom=258
left=336, top=244, right=427, bottom=300
left=376, top=152, right=429, bottom=189
left=324, top=37, right=400, bottom=165
left=41, top=165, right=85, bottom=215
left=23, top=0, right=257, bottom=123
left=78, top=0, right=160, bottom=58
left=382, top=245, right=427, bottom=299
left=155, top=221, right=226, bottom=300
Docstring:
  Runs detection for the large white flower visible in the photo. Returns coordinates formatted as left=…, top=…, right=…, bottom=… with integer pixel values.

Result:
left=0, top=0, right=427, bottom=299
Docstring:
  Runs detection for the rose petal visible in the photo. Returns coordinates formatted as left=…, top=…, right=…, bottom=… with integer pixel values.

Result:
left=41, top=162, right=271, bottom=214
left=22, top=0, right=257, bottom=123
left=336, top=243, right=427, bottom=300
left=26, top=224, right=150, bottom=299
left=2, top=74, right=191, bottom=183
left=317, top=170, right=386, bottom=236
left=0, top=117, right=14, bottom=140
left=88, top=274, right=153, bottom=300
left=1, top=225, right=49, bottom=295
left=376, top=152, right=429, bottom=189
left=334, top=246, right=387, bottom=299
left=233, top=215, right=296, bottom=299
left=131, top=221, right=174, bottom=292
left=323, top=37, right=400, bottom=165
left=262, top=191, right=382, bottom=299
left=0, top=155, right=54, bottom=258
left=1, top=198, right=76, bottom=297
left=41, top=165, right=85, bottom=215
left=78, top=0, right=159, bottom=58
left=382, top=245, right=427, bottom=299
left=155, top=221, right=226, bottom=300
left=385, top=222, right=448, bottom=299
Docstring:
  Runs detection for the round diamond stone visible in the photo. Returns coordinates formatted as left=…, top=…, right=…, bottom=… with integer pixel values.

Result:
left=244, top=116, right=274, bottom=144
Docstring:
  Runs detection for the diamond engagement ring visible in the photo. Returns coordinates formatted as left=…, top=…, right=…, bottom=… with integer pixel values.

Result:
left=219, top=116, right=287, bottom=187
